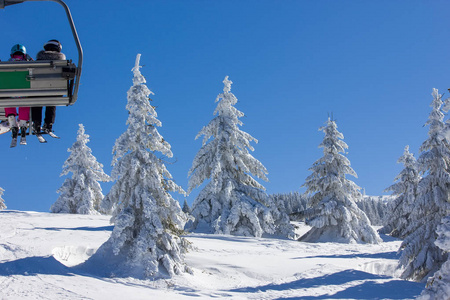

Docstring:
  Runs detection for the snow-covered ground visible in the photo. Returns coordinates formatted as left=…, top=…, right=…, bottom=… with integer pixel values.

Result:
left=0, top=211, right=424, bottom=299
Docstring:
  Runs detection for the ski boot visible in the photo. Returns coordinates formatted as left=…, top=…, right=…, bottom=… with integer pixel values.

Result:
left=32, top=122, right=41, bottom=135
left=33, top=122, right=46, bottom=143
left=42, top=123, right=59, bottom=139
left=42, top=123, right=52, bottom=133
left=18, top=120, right=27, bottom=145
left=8, top=115, right=18, bottom=148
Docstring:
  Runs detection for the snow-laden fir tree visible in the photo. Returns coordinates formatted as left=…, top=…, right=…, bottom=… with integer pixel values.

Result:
left=417, top=216, right=450, bottom=300
left=0, top=187, right=6, bottom=210
left=399, top=88, right=450, bottom=281
left=379, top=145, right=421, bottom=238
left=188, top=76, right=293, bottom=238
left=96, top=54, right=190, bottom=278
left=298, top=118, right=381, bottom=244
left=51, top=124, right=111, bottom=214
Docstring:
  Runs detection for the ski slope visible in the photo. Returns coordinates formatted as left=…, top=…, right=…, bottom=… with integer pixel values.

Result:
left=0, top=210, right=424, bottom=299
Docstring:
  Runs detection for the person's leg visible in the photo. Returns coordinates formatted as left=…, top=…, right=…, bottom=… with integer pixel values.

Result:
left=4, top=107, right=17, bottom=118
left=44, top=106, right=56, bottom=131
left=31, top=107, right=43, bottom=132
left=18, top=107, right=29, bottom=137
left=5, top=108, right=18, bottom=139
left=18, top=107, right=30, bottom=122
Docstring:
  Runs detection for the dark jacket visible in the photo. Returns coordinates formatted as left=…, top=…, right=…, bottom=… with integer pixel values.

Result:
left=36, top=50, right=66, bottom=61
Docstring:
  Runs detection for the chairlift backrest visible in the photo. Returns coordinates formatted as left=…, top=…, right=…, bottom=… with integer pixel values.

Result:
left=0, top=60, right=76, bottom=107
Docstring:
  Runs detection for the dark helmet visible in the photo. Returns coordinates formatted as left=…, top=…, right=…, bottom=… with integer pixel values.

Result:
left=44, top=39, right=62, bottom=52
left=10, top=44, right=26, bottom=56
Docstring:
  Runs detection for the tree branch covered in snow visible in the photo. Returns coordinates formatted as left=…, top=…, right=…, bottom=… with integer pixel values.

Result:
left=0, top=187, right=6, bottom=210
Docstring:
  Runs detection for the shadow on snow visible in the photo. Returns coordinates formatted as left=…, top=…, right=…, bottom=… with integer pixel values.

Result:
left=33, top=226, right=114, bottom=232
left=278, top=279, right=423, bottom=300
left=0, top=256, right=73, bottom=277
left=294, top=251, right=400, bottom=260
left=229, top=269, right=423, bottom=300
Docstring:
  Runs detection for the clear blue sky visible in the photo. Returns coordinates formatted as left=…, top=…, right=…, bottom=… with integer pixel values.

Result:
left=1, top=0, right=449, bottom=212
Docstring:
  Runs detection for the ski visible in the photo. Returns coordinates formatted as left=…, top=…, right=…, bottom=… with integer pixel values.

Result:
left=47, top=131, right=60, bottom=139
left=0, top=121, right=10, bottom=135
left=35, top=133, right=47, bottom=143
left=10, top=137, right=17, bottom=148
left=20, top=135, right=27, bottom=145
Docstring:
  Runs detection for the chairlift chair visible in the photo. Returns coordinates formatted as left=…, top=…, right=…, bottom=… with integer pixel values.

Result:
left=0, top=0, right=82, bottom=121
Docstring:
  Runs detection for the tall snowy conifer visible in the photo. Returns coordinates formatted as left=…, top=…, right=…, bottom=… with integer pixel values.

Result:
left=188, top=76, right=293, bottom=238
left=299, top=118, right=381, bottom=244
left=0, top=187, right=5, bottom=210
left=399, top=89, right=450, bottom=281
left=51, top=124, right=111, bottom=214
left=97, top=54, right=190, bottom=278
left=380, top=145, right=421, bottom=238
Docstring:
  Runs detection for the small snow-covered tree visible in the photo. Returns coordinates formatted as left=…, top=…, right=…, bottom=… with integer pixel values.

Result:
left=417, top=216, right=450, bottom=300
left=0, top=187, right=6, bottom=210
left=51, top=124, right=111, bottom=214
left=399, top=88, right=450, bottom=281
left=298, top=118, right=381, bottom=244
left=380, top=145, right=421, bottom=238
left=188, top=76, right=293, bottom=238
left=97, top=54, right=190, bottom=278
left=182, top=199, right=191, bottom=214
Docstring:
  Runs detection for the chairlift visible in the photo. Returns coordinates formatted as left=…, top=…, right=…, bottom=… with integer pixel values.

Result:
left=0, top=0, right=82, bottom=120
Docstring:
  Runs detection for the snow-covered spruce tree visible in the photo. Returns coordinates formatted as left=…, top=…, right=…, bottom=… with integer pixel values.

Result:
left=379, top=145, right=421, bottom=238
left=298, top=118, right=381, bottom=244
left=51, top=124, right=111, bottom=214
left=399, top=88, right=450, bottom=282
left=0, top=187, right=6, bottom=210
left=417, top=216, right=450, bottom=300
left=188, top=76, right=293, bottom=238
left=96, top=54, right=190, bottom=278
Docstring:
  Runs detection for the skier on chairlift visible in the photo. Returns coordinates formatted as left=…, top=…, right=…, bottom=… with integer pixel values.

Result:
left=32, top=39, right=66, bottom=135
left=5, top=44, right=33, bottom=146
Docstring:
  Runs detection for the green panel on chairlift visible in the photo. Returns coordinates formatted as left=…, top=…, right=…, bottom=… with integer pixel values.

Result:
left=0, top=71, right=30, bottom=89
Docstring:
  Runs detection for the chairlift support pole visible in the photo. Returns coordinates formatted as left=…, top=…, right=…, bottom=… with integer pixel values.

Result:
left=0, top=0, right=83, bottom=105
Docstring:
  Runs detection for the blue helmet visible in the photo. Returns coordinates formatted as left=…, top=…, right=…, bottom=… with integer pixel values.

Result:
left=10, top=44, right=26, bottom=56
